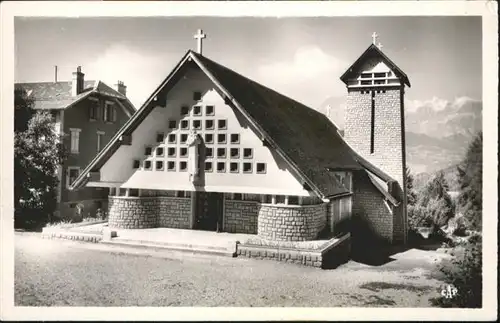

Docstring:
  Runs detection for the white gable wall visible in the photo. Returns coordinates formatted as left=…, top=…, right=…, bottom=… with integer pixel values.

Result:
left=98, top=66, right=311, bottom=196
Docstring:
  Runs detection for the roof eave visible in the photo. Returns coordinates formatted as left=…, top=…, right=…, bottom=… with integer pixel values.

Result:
left=340, top=44, right=411, bottom=88
left=190, top=52, right=328, bottom=200
left=70, top=50, right=194, bottom=189
left=366, top=171, right=400, bottom=206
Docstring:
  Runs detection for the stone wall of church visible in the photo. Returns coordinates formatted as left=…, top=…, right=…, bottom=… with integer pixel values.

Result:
left=257, top=203, right=327, bottom=241
left=224, top=200, right=259, bottom=234
left=351, top=171, right=394, bottom=244
left=345, top=88, right=406, bottom=187
left=344, top=87, right=407, bottom=244
left=108, top=196, right=190, bottom=229
left=158, top=197, right=191, bottom=229
left=108, top=197, right=158, bottom=229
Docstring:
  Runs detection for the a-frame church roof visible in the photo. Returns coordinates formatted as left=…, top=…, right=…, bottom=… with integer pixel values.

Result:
left=340, top=43, right=411, bottom=87
left=71, top=49, right=399, bottom=200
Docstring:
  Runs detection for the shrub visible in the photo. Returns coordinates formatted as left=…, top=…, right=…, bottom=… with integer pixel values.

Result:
left=408, top=172, right=455, bottom=236
left=432, top=235, right=482, bottom=308
left=15, top=111, right=67, bottom=229
left=408, top=197, right=454, bottom=230
left=406, top=166, right=418, bottom=206
left=457, top=132, right=482, bottom=231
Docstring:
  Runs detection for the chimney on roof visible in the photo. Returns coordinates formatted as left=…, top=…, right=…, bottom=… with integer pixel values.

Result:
left=54, top=65, right=58, bottom=83
left=71, top=66, right=84, bottom=97
left=114, top=80, right=127, bottom=97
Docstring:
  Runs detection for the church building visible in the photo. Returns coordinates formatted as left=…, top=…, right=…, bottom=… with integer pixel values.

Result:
left=71, top=30, right=410, bottom=247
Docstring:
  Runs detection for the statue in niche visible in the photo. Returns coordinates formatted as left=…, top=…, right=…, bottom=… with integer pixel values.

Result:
left=186, top=130, right=202, bottom=184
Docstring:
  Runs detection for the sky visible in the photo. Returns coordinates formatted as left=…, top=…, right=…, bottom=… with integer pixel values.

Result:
left=15, top=16, right=482, bottom=119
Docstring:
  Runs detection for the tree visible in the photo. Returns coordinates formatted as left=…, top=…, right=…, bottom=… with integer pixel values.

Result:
left=457, top=132, right=482, bottom=231
left=432, top=234, right=482, bottom=308
left=14, top=111, right=66, bottom=228
left=408, top=171, right=455, bottom=232
left=14, top=87, right=35, bottom=133
left=405, top=166, right=417, bottom=206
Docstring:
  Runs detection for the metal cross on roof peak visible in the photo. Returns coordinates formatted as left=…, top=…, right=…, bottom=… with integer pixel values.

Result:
left=194, top=29, right=206, bottom=55
left=371, top=32, right=379, bottom=45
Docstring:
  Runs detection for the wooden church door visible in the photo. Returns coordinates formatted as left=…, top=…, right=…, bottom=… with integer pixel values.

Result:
left=193, top=192, right=223, bottom=231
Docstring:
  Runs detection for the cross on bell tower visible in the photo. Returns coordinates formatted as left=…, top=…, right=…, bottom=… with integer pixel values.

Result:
left=194, top=29, right=207, bottom=55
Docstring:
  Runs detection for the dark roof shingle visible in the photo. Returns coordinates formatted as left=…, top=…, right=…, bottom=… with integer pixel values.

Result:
left=72, top=50, right=400, bottom=202
left=192, top=52, right=361, bottom=197
left=340, top=44, right=411, bottom=87
left=15, top=80, right=132, bottom=112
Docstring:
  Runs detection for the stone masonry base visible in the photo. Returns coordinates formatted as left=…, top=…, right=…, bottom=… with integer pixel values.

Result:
left=108, top=196, right=190, bottom=229
left=237, top=233, right=351, bottom=269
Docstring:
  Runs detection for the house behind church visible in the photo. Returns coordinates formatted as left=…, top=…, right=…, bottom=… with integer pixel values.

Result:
left=15, top=67, right=136, bottom=220
left=71, top=37, right=410, bottom=248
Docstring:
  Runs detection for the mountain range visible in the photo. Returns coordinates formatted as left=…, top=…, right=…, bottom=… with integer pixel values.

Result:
left=317, top=96, right=482, bottom=175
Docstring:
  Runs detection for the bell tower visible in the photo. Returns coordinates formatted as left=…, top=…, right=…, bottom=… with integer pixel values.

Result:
left=340, top=35, right=411, bottom=244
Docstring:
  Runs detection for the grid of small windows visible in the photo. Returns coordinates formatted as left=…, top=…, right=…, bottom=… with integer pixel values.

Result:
left=180, top=120, right=189, bottom=130
left=242, top=162, right=252, bottom=173
left=217, top=133, right=226, bottom=144
left=139, top=103, right=269, bottom=174
left=217, top=162, right=226, bottom=173
left=218, top=119, right=227, bottom=129
left=193, top=105, right=202, bottom=116
left=205, top=161, right=213, bottom=172
left=230, top=134, right=240, bottom=144
left=230, top=148, right=239, bottom=159
left=193, top=91, right=202, bottom=101
left=205, top=120, right=214, bottom=130
left=179, top=161, right=187, bottom=171
left=243, top=148, right=253, bottom=158
left=206, top=105, right=215, bottom=115
left=180, top=106, right=189, bottom=116
left=230, top=162, right=239, bottom=173
left=193, top=120, right=202, bottom=130
left=167, top=147, right=176, bottom=157
left=156, top=147, right=164, bottom=157
left=205, top=133, right=214, bottom=143
left=217, top=148, right=226, bottom=158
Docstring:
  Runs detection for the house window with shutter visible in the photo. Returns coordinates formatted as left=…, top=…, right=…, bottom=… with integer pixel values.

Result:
left=89, top=105, right=97, bottom=121
left=70, top=128, right=81, bottom=154
left=96, top=131, right=105, bottom=152
left=88, top=97, right=99, bottom=121
left=104, top=102, right=116, bottom=123
left=66, top=166, right=80, bottom=188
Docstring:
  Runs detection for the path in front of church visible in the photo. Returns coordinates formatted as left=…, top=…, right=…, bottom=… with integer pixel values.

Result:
left=14, top=232, right=449, bottom=307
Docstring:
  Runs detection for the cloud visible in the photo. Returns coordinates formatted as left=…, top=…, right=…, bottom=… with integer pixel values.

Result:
left=405, top=96, right=482, bottom=138
left=84, top=44, right=173, bottom=108
left=254, top=46, right=348, bottom=107
left=406, top=96, right=479, bottom=114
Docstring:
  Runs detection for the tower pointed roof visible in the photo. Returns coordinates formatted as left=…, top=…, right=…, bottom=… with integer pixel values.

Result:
left=340, top=43, right=411, bottom=87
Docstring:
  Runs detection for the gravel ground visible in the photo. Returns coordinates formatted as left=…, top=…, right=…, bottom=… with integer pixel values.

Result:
left=14, top=233, right=449, bottom=307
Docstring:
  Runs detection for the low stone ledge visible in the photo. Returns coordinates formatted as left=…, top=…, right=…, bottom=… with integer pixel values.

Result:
left=41, top=228, right=102, bottom=243
left=236, top=232, right=351, bottom=269
left=102, top=228, right=117, bottom=242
